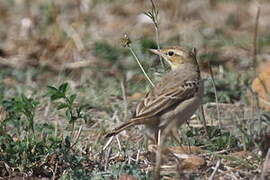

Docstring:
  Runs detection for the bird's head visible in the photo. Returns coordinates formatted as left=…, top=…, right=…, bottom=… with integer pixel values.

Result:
left=149, top=47, right=197, bottom=70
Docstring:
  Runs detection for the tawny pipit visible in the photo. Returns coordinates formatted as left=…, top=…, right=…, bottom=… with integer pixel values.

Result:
left=106, top=46, right=203, bottom=143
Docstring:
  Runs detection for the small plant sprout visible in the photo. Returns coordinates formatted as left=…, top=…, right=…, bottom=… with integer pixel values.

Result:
left=47, top=83, right=87, bottom=134
left=2, top=94, right=38, bottom=134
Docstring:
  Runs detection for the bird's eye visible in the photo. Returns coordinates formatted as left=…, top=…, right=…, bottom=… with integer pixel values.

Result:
left=168, top=51, right=174, bottom=56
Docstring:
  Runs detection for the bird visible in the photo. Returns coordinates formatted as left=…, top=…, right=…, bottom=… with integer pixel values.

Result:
left=105, top=46, right=204, bottom=144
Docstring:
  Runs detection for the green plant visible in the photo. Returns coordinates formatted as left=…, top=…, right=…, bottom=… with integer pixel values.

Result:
left=2, top=94, right=38, bottom=134
left=203, top=70, right=244, bottom=103
left=0, top=90, right=91, bottom=178
left=183, top=126, right=239, bottom=151
left=109, top=161, right=150, bottom=180
left=47, top=83, right=87, bottom=133
left=0, top=119, right=91, bottom=178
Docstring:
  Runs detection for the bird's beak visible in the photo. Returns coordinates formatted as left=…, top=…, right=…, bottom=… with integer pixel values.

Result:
left=149, top=49, right=163, bottom=56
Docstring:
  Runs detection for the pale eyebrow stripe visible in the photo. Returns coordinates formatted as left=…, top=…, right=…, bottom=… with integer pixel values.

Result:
left=174, top=50, right=184, bottom=56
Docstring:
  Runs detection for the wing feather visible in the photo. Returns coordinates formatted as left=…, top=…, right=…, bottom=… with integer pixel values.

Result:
left=135, top=83, right=197, bottom=119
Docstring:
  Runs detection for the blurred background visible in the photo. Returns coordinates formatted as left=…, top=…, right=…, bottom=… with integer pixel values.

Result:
left=1, top=0, right=270, bottom=72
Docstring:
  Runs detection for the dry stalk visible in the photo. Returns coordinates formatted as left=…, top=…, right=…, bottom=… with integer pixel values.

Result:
left=104, top=147, right=112, bottom=171
left=250, top=6, right=262, bottom=137
left=200, top=105, right=209, bottom=135
left=209, top=160, right=221, bottom=180
left=252, top=6, right=260, bottom=77
left=52, top=161, right=58, bottom=180
left=135, top=149, right=141, bottom=163
left=70, top=125, right=83, bottom=149
left=103, top=136, right=114, bottom=151
left=116, top=136, right=122, bottom=151
left=208, top=62, right=222, bottom=128
left=145, top=0, right=165, bottom=69
left=261, top=148, right=270, bottom=179
left=120, top=79, right=128, bottom=120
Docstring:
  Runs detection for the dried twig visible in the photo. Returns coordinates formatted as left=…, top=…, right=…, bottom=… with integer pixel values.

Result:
left=104, top=147, right=112, bottom=171
left=209, top=160, right=221, bottom=180
left=135, top=149, right=141, bottom=163
left=250, top=6, right=261, bottom=131
left=261, top=148, right=270, bottom=179
left=200, top=104, right=208, bottom=135
left=120, top=79, right=128, bottom=121
left=70, top=125, right=83, bottom=149
left=52, top=161, right=58, bottom=180
left=103, top=136, right=114, bottom=151
left=116, top=136, right=122, bottom=151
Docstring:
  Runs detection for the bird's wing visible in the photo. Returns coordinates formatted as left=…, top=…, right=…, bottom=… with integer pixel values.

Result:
left=135, top=80, right=199, bottom=119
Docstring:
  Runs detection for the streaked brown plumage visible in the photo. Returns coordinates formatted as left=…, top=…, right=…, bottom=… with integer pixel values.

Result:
left=105, top=46, right=203, bottom=143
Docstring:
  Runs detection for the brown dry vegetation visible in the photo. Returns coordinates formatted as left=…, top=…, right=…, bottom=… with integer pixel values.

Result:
left=0, top=0, right=270, bottom=179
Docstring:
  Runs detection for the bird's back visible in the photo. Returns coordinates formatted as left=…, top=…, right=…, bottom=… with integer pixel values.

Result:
left=153, top=63, right=199, bottom=96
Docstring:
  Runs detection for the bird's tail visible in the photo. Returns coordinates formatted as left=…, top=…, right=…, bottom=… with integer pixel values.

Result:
left=105, top=118, right=144, bottom=138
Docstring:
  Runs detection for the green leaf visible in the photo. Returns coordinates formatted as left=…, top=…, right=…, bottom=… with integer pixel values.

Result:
left=64, top=136, right=71, bottom=148
left=51, top=93, right=64, bottom=101
left=59, top=83, right=68, bottom=94
left=69, top=94, right=77, bottom=105
left=66, top=109, right=72, bottom=122
left=57, top=103, right=69, bottom=110
left=47, top=85, right=58, bottom=91
left=21, top=94, right=28, bottom=103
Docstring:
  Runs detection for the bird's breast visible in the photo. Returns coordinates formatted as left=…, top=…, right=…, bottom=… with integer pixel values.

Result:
left=159, top=80, right=204, bottom=128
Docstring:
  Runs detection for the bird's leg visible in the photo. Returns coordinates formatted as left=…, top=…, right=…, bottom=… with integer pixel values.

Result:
left=145, top=134, right=156, bottom=145
left=154, top=121, right=179, bottom=179
left=170, top=127, right=182, bottom=145
left=154, top=129, right=164, bottom=180
left=157, top=130, right=161, bottom=146
left=145, top=127, right=159, bottom=145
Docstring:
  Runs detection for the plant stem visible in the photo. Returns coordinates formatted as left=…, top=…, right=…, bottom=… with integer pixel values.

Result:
left=155, top=26, right=164, bottom=69
left=252, top=6, right=260, bottom=77
left=209, top=63, right=222, bottom=128
left=128, top=47, right=155, bottom=87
